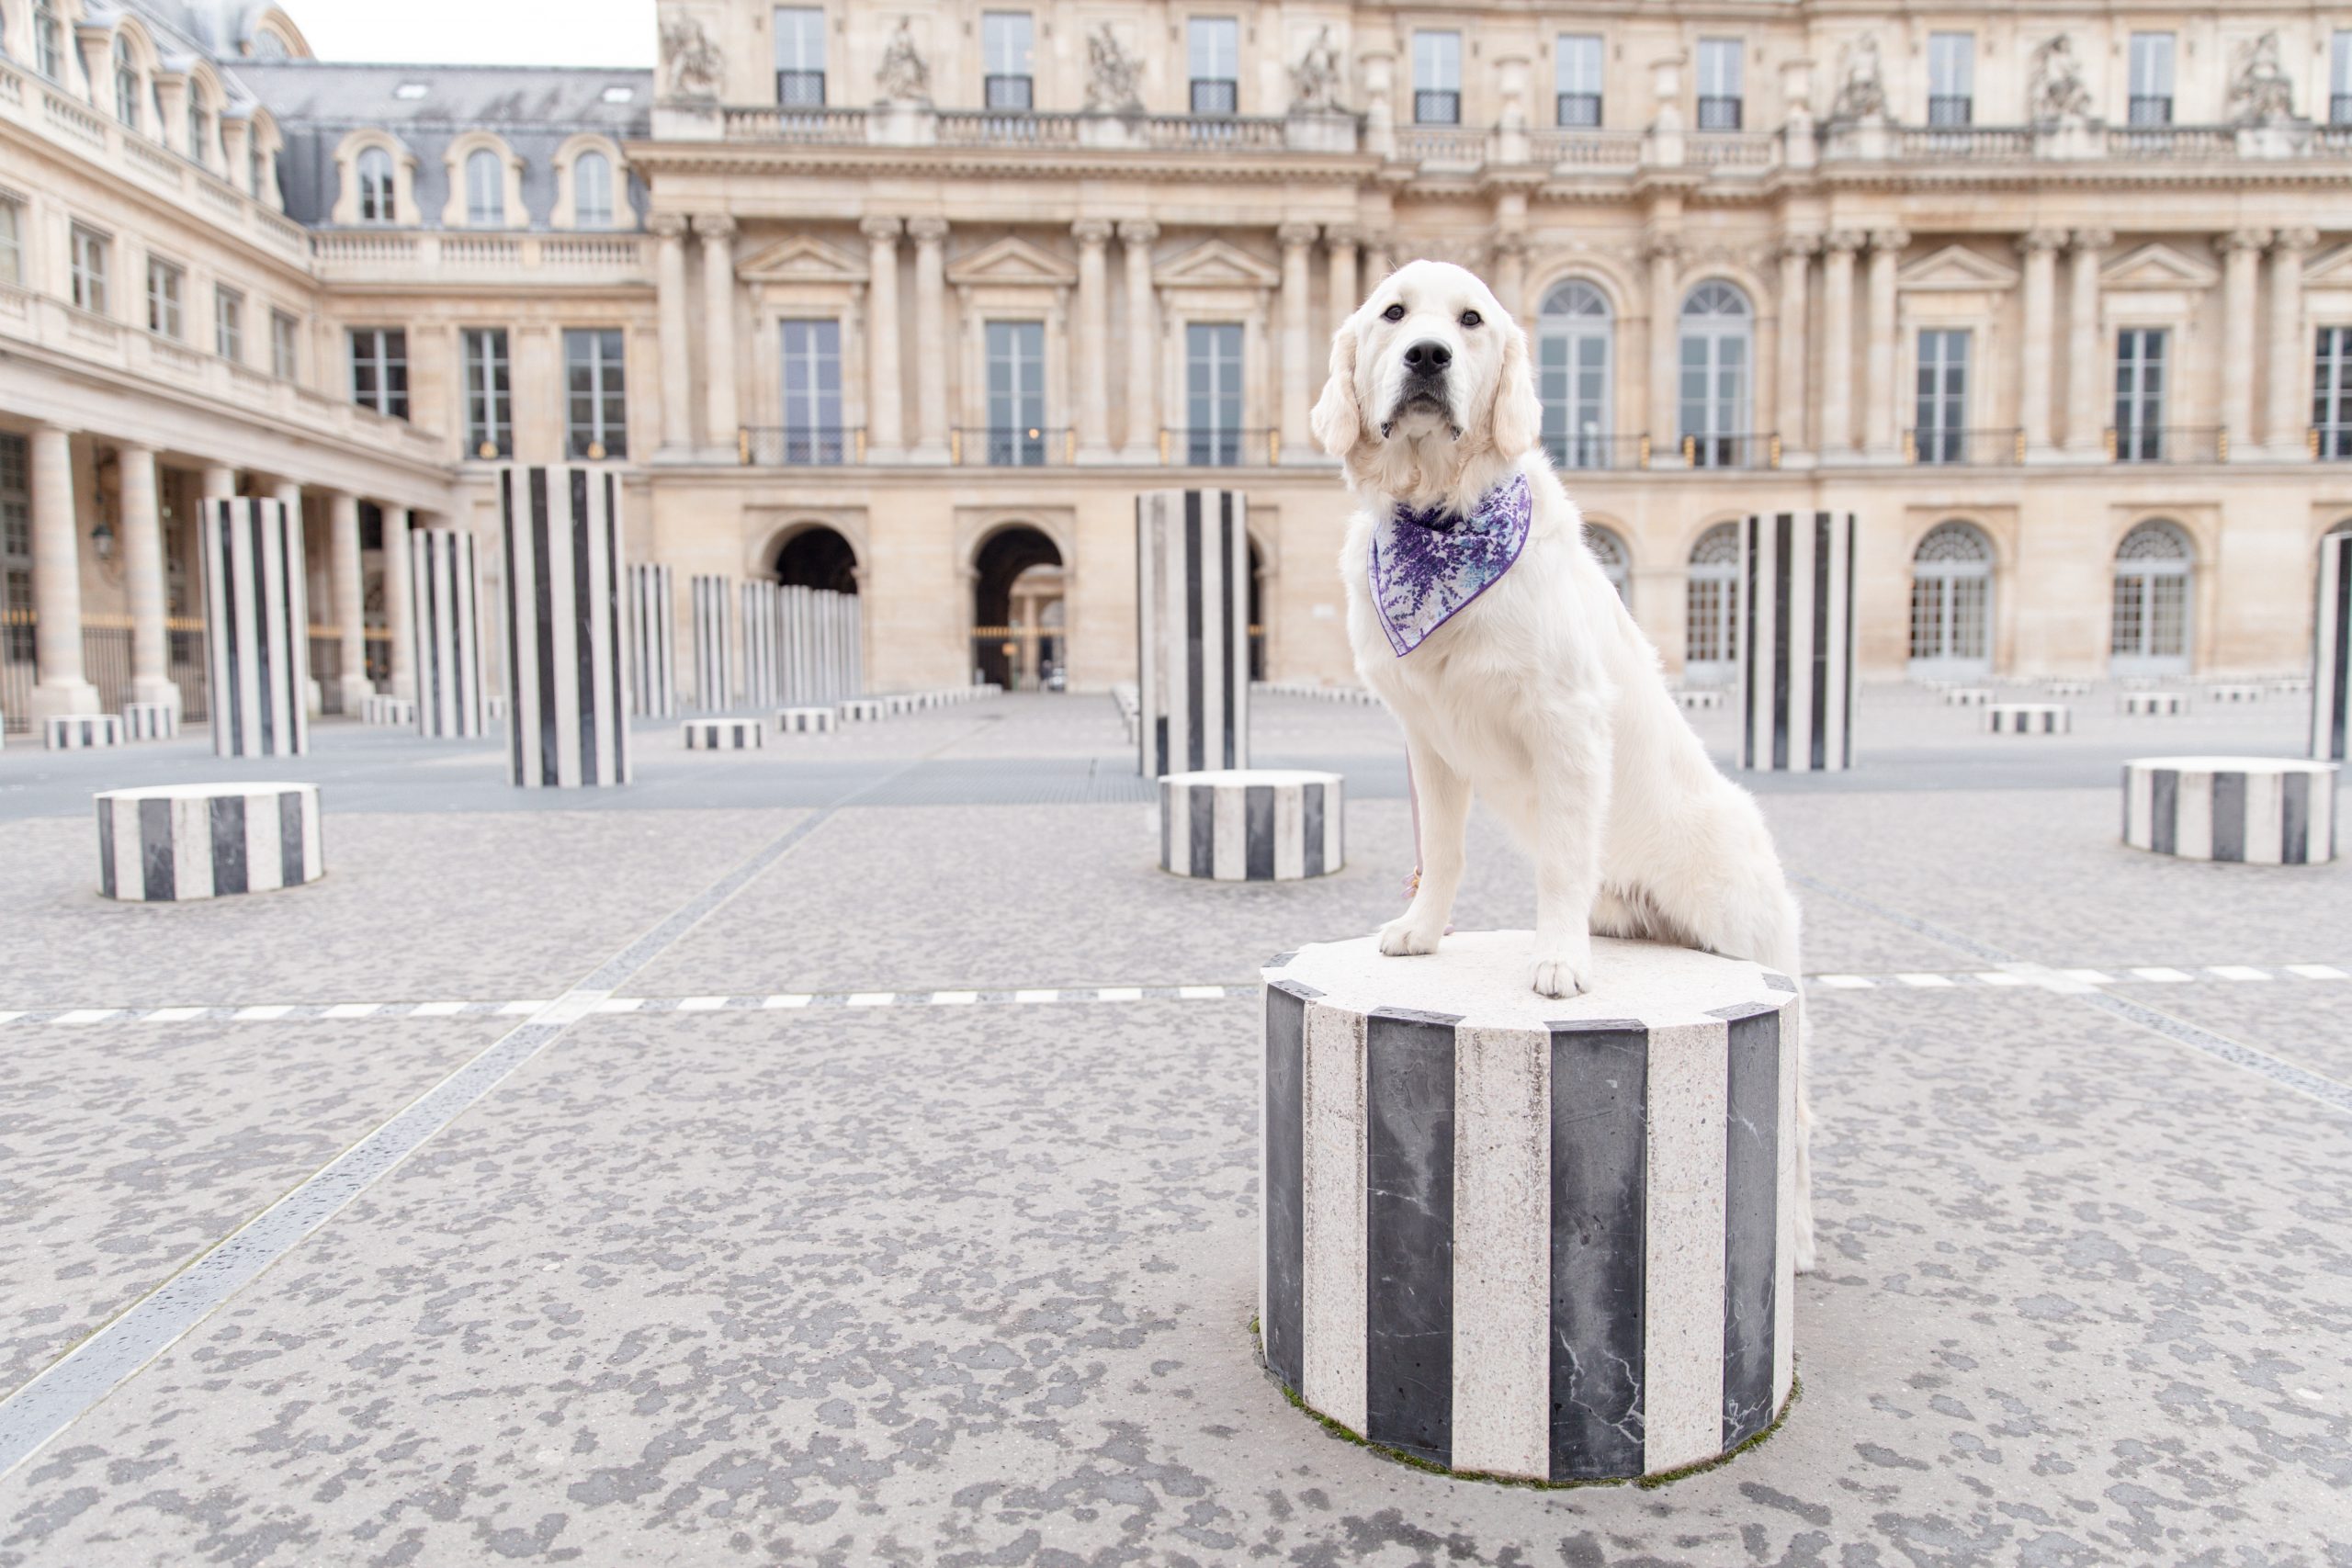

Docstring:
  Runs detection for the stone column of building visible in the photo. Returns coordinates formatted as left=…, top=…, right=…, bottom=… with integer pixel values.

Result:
left=910, top=218, right=951, bottom=462
left=2267, top=229, right=2318, bottom=456
left=1643, top=235, right=1680, bottom=464
left=2216, top=230, right=2269, bottom=459
left=696, top=215, right=740, bottom=461
left=327, top=491, right=370, bottom=706
left=1072, top=220, right=1114, bottom=462
left=2017, top=231, right=2063, bottom=459
left=1118, top=220, right=1159, bottom=461
left=1818, top=233, right=1860, bottom=457
left=383, top=504, right=414, bottom=700
left=1365, top=235, right=1397, bottom=282
left=1862, top=229, right=1907, bottom=458
left=1491, top=233, right=1528, bottom=320
left=1326, top=227, right=1360, bottom=336
left=651, top=215, right=692, bottom=456
left=1278, top=222, right=1317, bottom=464
left=2064, top=230, right=2112, bottom=457
left=117, top=443, right=177, bottom=711
left=1775, top=237, right=1814, bottom=460
left=26, top=425, right=96, bottom=718
left=861, top=217, right=905, bottom=459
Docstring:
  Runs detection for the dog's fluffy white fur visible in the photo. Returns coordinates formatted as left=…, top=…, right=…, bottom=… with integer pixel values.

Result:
left=1314, top=258, right=1815, bottom=1269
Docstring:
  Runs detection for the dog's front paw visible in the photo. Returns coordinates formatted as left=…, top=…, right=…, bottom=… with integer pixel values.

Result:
left=1528, top=943, right=1594, bottom=998
left=1376, top=913, right=1445, bottom=957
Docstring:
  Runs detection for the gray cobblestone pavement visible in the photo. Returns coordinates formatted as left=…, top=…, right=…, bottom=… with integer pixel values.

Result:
left=0, top=690, right=2346, bottom=1565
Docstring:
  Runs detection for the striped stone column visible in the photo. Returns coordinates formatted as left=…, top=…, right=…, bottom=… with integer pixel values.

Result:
left=684, top=717, right=763, bottom=750
left=628, top=563, right=676, bottom=718
left=122, top=703, right=178, bottom=739
left=409, top=527, right=486, bottom=739
left=693, top=574, right=734, bottom=711
left=1136, top=488, right=1251, bottom=778
left=1984, top=703, right=2070, bottom=735
left=46, top=715, right=124, bottom=750
left=2124, top=757, right=2337, bottom=863
left=1262, top=932, right=1800, bottom=1481
left=200, top=497, right=312, bottom=759
left=499, top=466, right=629, bottom=788
left=2315, top=528, right=2350, bottom=762
left=1159, top=770, right=1343, bottom=880
left=1738, top=511, right=1856, bottom=772
left=741, top=581, right=780, bottom=708
left=96, top=783, right=323, bottom=901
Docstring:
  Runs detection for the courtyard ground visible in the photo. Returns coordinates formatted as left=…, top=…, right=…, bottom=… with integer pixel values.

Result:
left=0, top=684, right=2346, bottom=1567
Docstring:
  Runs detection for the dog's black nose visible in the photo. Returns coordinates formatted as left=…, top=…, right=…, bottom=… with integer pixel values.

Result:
left=1403, top=339, right=1452, bottom=375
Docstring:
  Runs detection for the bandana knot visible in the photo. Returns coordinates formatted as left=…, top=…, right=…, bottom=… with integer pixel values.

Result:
left=1368, top=471, right=1533, bottom=657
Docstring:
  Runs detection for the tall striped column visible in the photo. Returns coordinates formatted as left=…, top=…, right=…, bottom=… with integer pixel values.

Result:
left=692, top=574, right=734, bottom=710
left=200, top=496, right=311, bottom=759
left=628, top=563, right=676, bottom=718
left=741, top=581, right=780, bottom=708
left=842, top=592, right=864, bottom=696
left=408, top=527, right=485, bottom=738
left=1739, top=511, right=1856, bottom=772
left=1136, top=488, right=1250, bottom=777
left=2314, top=528, right=2350, bottom=762
left=499, top=466, right=629, bottom=788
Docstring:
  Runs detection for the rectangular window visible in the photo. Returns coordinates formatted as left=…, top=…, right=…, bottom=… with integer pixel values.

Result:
left=983, top=13, right=1034, bottom=110
left=1697, top=39, right=1743, bottom=130
left=1914, top=329, right=1969, bottom=462
left=0, top=197, right=21, bottom=287
left=2113, top=328, right=2167, bottom=460
left=780, top=319, right=844, bottom=463
left=1185, top=322, right=1244, bottom=466
left=350, top=327, right=410, bottom=420
left=565, top=328, right=628, bottom=459
left=70, top=224, right=110, bottom=314
left=214, top=286, right=243, bottom=361
left=187, top=103, right=209, bottom=164
left=1928, top=34, right=1973, bottom=126
left=271, top=308, right=300, bottom=380
left=33, top=2, right=62, bottom=81
left=2315, top=326, right=2352, bottom=459
left=985, top=320, right=1046, bottom=466
left=464, top=152, right=503, bottom=227
left=1413, top=31, right=1461, bottom=124
left=1539, top=318, right=1612, bottom=468
left=146, top=255, right=183, bottom=338
left=1555, top=34, right=1603, bottom=127
left=1, top=431, right=31, bottom=662
left=1189, top=17, right=1239, bottom=115
left=775, top=6, right=826, bottom=107
left=2333, top=33, right=2352, bottom=126
left=2129, top=33, right=2175, bottom=126
left=462, top=328, right=512, bottom=458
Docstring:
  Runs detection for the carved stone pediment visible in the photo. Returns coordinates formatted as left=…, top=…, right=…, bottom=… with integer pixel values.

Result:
left=945, top=234, right=1080, bottom=288
left=2300, top=243, right=2352, bottom=288
left=737, top=235, right=869, bottom=284
left=1897, top=243, right=2020, bottom=293
left=1153, top=238, right=1282, bottom=289
left=2099, top=242, right=2220, bottom=291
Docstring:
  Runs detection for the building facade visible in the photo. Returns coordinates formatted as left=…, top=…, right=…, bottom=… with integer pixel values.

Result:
left=6, top=0, right=2352, bottom=727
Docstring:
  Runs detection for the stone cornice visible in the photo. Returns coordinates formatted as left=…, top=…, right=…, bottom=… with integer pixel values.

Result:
left=623, top=139, right=1382, bottom=186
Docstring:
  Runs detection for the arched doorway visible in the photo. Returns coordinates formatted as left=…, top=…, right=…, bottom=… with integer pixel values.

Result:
left=1582, top=522, right=1630, bottom=606
left=973, top=525, right=1063, bottom=690
left=776, top=525, right=859, bottom=593
left=1685, top=522, right=1740, bottom=683
left=2110, top=518, right=2193, bottom=676
left=1908, top=520, right=1994, bottom=679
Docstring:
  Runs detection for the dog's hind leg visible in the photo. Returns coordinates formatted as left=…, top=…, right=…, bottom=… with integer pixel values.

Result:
left=1378, top=738, right=1470, bottom=957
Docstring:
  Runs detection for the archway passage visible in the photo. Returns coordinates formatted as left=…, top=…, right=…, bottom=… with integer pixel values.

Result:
left=973, top=525, right=1063, bottom=690
left=775, top=525, right=859, bottom=594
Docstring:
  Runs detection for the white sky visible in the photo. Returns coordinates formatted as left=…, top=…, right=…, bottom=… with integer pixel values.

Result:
left=290, top=0, right=657, bottom=70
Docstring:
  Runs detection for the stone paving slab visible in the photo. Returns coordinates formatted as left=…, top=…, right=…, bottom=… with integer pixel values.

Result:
left=2104, top=978, right=2352, bottom=1088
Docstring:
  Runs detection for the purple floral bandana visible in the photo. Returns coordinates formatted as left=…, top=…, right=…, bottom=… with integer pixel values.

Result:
left=1368, top=471, right=1533, bottom=657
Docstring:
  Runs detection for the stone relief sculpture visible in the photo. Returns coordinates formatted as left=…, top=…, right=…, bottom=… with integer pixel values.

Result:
left=2227, top=32, right=2295, bottom=126
left=1834, top=34, right=1886, bottom=120
left=1289, top=25, right=1346, bottom=114
left=660, top=14, right=723, bottom=101
left=2029, top=35, right=2093, bottom=123
left=876, top=17, right=931, bottom=107
left=1083, top=25, right=1144, bottom=114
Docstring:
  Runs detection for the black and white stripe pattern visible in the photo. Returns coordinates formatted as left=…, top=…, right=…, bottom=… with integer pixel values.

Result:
left=361, top=695, right=416, bottom=727
left=1943, top=687, right=1994, bottom=706
left=683, top=718, right=763, bottom=750
left=409, top=528, right=486, bottom=739
left=1136, top=489, right=1250, bottom=779
left=693, top=574, right=733, bottom=712
left=94, top=783, right=322, bottom=901
left=2315, top=530, right=2350, bottom=762
left=1159, top=770, right=1342, bottom=880
left=122, top=703, right=177, bottom=740
left=628, top=563, right=676, bottom=718
left=499, top=466, right=629, bottom=789
left=2202, top=682, right=2263, bottom=704
left=1985, top=703, right=2070, bottom=735
left=1261, top=932, right=1798, bottom=1480
left=1673, top=689, right=1724, bottom=711
left=838, top=698, right=883, bottom=722
left=1739, top=512, right=1855, bottom=773
left=2124, top=692, right=2188, bottom=716
left=741, top=581, right=779, bottom=709
left=200, top=497, right=311, bottom=760
left=2044, top=679, right=2093, bottom=696
left=778, top=706, right=836, bottom=734
left=2124, top=757, right=2337, bottom=864
left=45, top=716, right=123, bottom=750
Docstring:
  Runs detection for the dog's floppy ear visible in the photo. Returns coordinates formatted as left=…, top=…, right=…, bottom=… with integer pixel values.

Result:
left=1309, top=311, right=1363, bottom=457
left=1487, top=316, right=1543, bottom=458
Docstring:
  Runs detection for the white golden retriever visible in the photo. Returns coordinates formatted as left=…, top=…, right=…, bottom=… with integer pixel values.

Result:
left=1313, top=259, right=1815, bottom=1268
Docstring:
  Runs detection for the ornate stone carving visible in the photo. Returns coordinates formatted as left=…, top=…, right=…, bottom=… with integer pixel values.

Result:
left=1289, top=25, right=1346, bottom=114
left=1834, top=34, right=1886, bottom=120
left=1278, top=222, right=1321, bottom=250
left=2274, top=227, right=2319, bottom=254
left=649, top=212, right=689, bottom=240
left=860, top=215, right=905, bottom=243
left=1116, top=219, right=1159, bottom=246
left=1778, top=234, right=1821, bottom=260
left=2214, top=229, right=2272, bottom=257
left=1072, top=218, right=1114, bottom=247
left=2227, top=32, right=2295, bottom=127
left=907, top=216, right=949, bottom=244
left=1869, top=228, right=1909, bottom=254
left=876, top=18, right=931, bottom=107
left=2029, top=35, right=2092, bottom=124
left=1083, top=25, right=1144, bottom=115
left=659, top=14, right=723, bottom=101
left=2070, top=228, right=2113, bottom=254
left=1822, top=230, right=1866, bottom=255
left=2016, top=229, right=2066, bottom=254
left=693, top=213, right=737, bottom=240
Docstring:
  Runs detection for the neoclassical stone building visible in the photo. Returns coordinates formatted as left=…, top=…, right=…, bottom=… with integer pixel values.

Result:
left=6, top=0, right=2352, bottom=726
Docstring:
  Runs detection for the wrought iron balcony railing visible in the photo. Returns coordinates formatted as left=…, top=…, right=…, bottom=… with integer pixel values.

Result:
left=2310, top=424, right=2352, bottom=460
left=953, top=425, right=1076, bottom=466
left=1159, top=428, right=1280, bottom=467
left=1678, top=432, right=1779, bottom=469
left=740, top=426, right=865, bottom=466
left=2106, top=424, right=2227, bottom=463
left=1543, top=431, right=1651, bottom=470
left=1904, top=426, right=2025, bottom=466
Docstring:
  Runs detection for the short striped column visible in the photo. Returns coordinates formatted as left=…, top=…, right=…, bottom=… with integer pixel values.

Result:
left=2044, top=678, right=2093, bottom=696
left=838, top=698, right=884, bottom=722
left=2124, top=692, right=2188, bottom=716
left=46, top=715, right=124, bottom=750
left=2313, top=530, right=2350, bottom=761
left=1984, top=703, right=2070, bottom=735
left=1673, top=689, right=1724, bottom=711
left=122, top=703, right=178, bottom=740
left=1136, top=488, right=1250, bottom=778
left=741, top=581, right=780, bottom=709
left=1262, top=932, right=1799, bottom=1481
left=684, top=718, right=763, bottom=750
left=201, top=496, right=311, bottom=759
left=499, top=466, right=629, bottom=788
left=778, top=706, right=836, bottom=734
left=1942, top=686, right=1994, bottom=706
left=2201, top=682, right=2263, bottom=705
left=409, top=527, right=486, bottom=738
left=628, top=563, right=676, bottom=718
left=361, top=695, right=416, bottom=726
left=1159, top=770, right=1342, bottom=880
left=96, top=783, right=323, bottom=901
left=692, top=574, right=734, bottom=711
left=2123, top=758, right=2336, bottom=863
left=1738, top=512, right=1855, bottom=772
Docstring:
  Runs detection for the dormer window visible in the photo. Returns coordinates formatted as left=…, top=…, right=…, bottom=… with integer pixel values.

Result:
left=575, top=151, right=614, bottom=228
left=356, top=146, right=395, bottom=223
left=114, top=39, right=141, bottom=128
left=465, top=148, right=503, bottom=227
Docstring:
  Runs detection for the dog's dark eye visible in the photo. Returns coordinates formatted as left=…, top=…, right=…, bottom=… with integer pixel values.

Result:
left=1381, top=303, right=1406, bottom=322
left=1459, top=310, right=1483, bottom=328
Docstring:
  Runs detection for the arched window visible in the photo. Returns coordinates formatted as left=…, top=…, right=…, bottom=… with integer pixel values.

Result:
left=1539, top=280, right=1612, bottom=469
left=114, top=39, right=140, bottom=128
left=1678, top=282, right=1752, bottom=468
left=356, top=147, right=394, bottom=223
left=465, top=148, right=504, bottom=227
left=573, top=151, right=614, bottom=228
left=252, top=30, right=290, bottom=59
left=187, top=93, right=211, bottom=163
left=1908, top=521, right=1995, bottom=677
left=1685, top=522, right=1741, bottom=681
left=2111, top=519, right=2194, bottom=675
left=1583, top=523, right=1631, bottom=606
